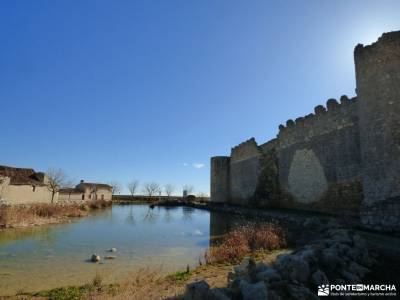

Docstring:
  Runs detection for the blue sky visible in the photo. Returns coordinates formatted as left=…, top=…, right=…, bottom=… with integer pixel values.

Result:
left=1, top=1, right=399, bottom=195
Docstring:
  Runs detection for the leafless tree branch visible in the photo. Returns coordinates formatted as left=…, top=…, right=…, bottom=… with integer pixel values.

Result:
left=143, top=182, right=161, bottom=197
left=127, top=180, right=140, bottom=198
left=164, top=184, right=175, bottom=197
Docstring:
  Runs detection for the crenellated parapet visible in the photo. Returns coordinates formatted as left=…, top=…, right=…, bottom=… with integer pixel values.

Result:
left=230, top=137, right=261, bottom=162
left=278, top=95, right=358, bottom=148
left=259, top=138, right=279, bottom=154
left=354, top=31, right=400, bottom=76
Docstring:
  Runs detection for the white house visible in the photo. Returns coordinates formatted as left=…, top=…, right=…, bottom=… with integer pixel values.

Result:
left=58, top=180, right=112, bottom=202
left=0, top=165, right=53, bottom=204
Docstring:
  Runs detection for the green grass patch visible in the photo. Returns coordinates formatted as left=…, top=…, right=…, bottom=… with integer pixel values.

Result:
left=31, top=282, right=121, bottom=300
left=166, top=270, right=192, bottom=282
left=33, top=285, right=90, bottom=300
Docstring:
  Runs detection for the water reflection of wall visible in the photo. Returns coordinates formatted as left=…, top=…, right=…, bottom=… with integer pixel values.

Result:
left=209, top=211, right=250, bottom=246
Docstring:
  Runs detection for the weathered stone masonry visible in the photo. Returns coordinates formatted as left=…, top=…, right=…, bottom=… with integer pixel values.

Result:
left=210, top=31, right=400, bottom=232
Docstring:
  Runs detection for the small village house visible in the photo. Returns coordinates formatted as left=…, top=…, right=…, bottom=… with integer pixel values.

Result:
left=0, top=165, right=112, bottom=204
left=0, top=165, right=53, bottom=204
left=58, top=180, right=112, bottom=202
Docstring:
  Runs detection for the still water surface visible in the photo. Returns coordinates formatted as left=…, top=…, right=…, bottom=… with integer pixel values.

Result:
left=0, top=204, right=241, bottom=295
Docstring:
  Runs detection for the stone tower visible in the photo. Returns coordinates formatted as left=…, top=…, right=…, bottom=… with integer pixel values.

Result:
left=210, top=156, right=230, bottom=203
left=355, top=31, right=400, bottom=230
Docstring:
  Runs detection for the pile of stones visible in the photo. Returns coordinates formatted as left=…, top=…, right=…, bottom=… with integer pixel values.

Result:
left=183, top=229, right=376, bottom=300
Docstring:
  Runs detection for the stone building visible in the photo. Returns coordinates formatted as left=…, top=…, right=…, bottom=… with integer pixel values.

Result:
left=0, top=165, right=54, bottom=204
left=58, top=180, right=112, bottom=202
left=210, top=31, right=400, bottom=232
left=0, top=165, right=113, bottom=204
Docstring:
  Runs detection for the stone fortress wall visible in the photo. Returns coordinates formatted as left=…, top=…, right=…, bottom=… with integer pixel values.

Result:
left=210, top=31, right=400, bottom=232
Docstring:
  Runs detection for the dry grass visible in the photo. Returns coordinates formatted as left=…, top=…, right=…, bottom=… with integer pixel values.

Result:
left=204, top=223, right=286, bottom=264
left=0, top=200, right=111, bottom=228
left=80, top=268, right=184, bottom=300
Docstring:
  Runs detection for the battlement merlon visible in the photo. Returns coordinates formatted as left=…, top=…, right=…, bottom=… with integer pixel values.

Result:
left=277, top=96, right=358, bottom=149
left=230, top=137, right=261, bottom=162
left=355, top=31, right=400, bottom=61
left=278, top=95, right=357, bottom=132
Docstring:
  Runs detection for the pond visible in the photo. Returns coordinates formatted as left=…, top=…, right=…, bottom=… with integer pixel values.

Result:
left=0, top=204, right=248, bottom=296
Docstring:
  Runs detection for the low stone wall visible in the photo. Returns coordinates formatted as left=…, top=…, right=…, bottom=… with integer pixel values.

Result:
left=360, top=197, right=400, bottom=232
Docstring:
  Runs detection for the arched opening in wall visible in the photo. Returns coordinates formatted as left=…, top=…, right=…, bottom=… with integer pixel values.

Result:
left=32, top=186, right=36, bottom=192
left=101, top=194, right=104, bottom=200
left=82, top=194, right=85, bottom=200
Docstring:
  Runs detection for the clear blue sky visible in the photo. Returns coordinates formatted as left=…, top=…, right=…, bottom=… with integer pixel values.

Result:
left=1, top=1, right=399, bottom=194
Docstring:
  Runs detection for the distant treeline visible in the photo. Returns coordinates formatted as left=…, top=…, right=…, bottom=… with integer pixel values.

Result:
left=112, top=195, right=183, bottom=202
left=112, top=195, right=210, bottom=203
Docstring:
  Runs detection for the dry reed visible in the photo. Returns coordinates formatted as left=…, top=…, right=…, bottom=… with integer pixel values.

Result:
left=0, top=200, right=111, bottom=228
left=204, top=223, right=286, bottom=264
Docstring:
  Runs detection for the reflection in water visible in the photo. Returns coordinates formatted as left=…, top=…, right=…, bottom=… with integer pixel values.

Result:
left=209, top=211, right=275, bottom=247
left=142, top=207, right=159, bottom=223
left=209, top=210, right=250, bottom=243
left=163, top=207, right=174, bottom=223
left=0, top=226, right=52, bottom=246
left=0, top=204, right=265, bottom=296
left=125, top=206, right=136, bottom=225
left=182, top=206, right=195, bottom=221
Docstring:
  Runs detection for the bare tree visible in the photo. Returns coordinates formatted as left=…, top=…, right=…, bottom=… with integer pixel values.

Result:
left=183, top=184, right=194, bottom=195
left=127, top=180, right=140, bottom=198
left=109, top=181, right=122, bottom=195
left=164, top=184, right=175, bottom=197
left=47, top=168, right=71, bottom=204
left=143, top=182, right=161, bottom=197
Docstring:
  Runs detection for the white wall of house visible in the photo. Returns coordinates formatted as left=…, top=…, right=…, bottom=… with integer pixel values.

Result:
left=58, top=192, right=84, bottom=202
left=58, top=187, right=112, bottom=202
left=1, top=174, right=112, bottom=205
left=2, top=183, right=55, bottom=204
left=82, top=188, right=112, bottom=201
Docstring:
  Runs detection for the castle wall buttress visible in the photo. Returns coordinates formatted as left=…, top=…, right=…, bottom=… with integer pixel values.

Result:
left=355, top=32, right=400, bottom=231
left=210, top=156, right=230, bottom=203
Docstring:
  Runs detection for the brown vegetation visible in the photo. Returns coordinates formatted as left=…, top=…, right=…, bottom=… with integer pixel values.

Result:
left=0, top=200, right=111, bottom=229
left=204, top=223, right=286, bottom=264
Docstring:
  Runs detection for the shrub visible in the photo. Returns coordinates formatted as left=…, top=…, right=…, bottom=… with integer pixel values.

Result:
left=0, top=203, right=92, bottom=227
left=204, top=223, right=286, bottom=264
